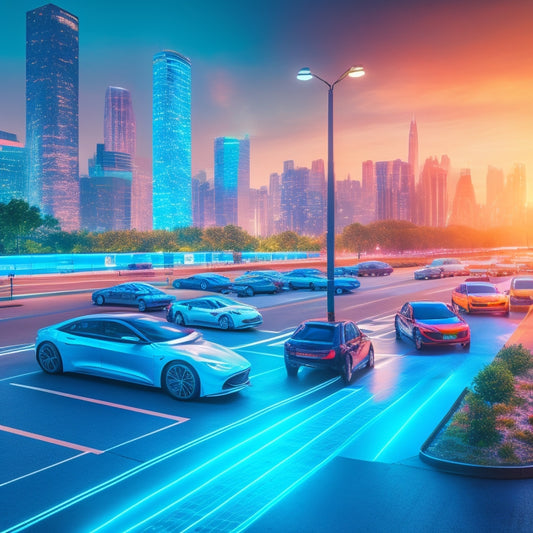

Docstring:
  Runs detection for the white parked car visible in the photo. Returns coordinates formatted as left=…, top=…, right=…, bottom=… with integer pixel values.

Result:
left=35, top=313, right=251, bottom=401
left=166, top=295, right=263, bottom=330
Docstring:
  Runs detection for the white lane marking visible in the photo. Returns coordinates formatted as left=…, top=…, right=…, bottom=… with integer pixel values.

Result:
left=229, top=331, right=293, bottom=350
left=0, top=370, right=40, bottom=382
left=10, top=384, right=189, bottom=422
left=0, top=344, right=35, bottom=357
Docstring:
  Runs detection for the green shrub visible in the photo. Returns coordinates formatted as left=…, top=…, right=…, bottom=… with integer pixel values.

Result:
left=513, top=430, right=533, bottom=446
left=473, top=361, right=515, bottom=404
left=463, top=392, right=500, bottom=446
left=497, top=417, right=516, bottom=429
left=498, top=443, right=519, bottom=463
left=496, top=344, right=533, bottom=376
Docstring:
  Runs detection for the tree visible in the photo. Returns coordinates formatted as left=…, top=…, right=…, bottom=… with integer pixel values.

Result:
left=0, top=199, right=52, bottom=254
left=339, top=223, right=374, bottom=258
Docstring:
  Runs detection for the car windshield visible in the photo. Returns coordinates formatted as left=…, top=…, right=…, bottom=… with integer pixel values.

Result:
left=514, top=280, right=533, bottom=290
left=133, top=284, right=161, bottom=294
left=211, top=297, right=239, bottom=308
left=292, top=323, right=338, bottom=343
left=128, top=317, right=195, bottom=342
left=468, top=285, right=498, bottom=294
left=413, top=304, right=455, bottom=320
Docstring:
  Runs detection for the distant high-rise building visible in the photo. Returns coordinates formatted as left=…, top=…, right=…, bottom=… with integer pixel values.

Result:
left=419, top=156, right=448, bottom=227
left=361, top=160, right=375, bottom=223
left=214, top=136, right=250, bottom=231
left=336, top=175, right=361, bottom=231
left=26, top=3, right=79, bottom=230
left=408, top=118, right=419, bottom=222
left=104, top=87, right=136, bottom=156
left=306, top=159, right=326, bottom=235
left=251, top=186, right=269, bottom=237
left=486, top=166, right=505, bottom=226
left=268, top=172, right=281, bottom=236
left=0, top=131, right=26, bottom=204
left=375, top=159, right=409, bottom=221
left=80, top=144, right=132, bottom=232
left=152, top=50, right=192, bottom=230
left=505, top=163, right=527, bottom=226
left=192, top=170, right=215, bottom=228
left=280, top=162, right=309, bottom=234
left=449, top=169, right=478, bottom=227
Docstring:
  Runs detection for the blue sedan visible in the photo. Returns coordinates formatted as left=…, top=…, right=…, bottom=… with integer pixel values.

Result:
left=92, top=282, right=176, bottom=312
left=172, top=273, right=231, bottom=292
left=283, top=271, right=360, bottom=293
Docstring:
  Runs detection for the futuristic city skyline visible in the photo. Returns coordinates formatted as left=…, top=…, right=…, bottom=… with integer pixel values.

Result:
left=1, top=0, right=532, bottom=206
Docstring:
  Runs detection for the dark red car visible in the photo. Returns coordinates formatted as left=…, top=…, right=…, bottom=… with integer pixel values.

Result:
left=284, top=319, right=374, bottom=384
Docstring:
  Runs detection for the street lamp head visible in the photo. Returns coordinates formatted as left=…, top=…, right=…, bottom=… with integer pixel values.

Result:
left=348, top=65, right=365, bottom=78
left=297, top=67, right=313, bottom=81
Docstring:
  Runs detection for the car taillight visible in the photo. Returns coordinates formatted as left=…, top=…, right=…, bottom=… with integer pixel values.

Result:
left=325, top=349, right=336, bottom=359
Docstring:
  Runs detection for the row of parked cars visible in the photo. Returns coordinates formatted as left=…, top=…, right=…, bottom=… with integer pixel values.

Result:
left=171, top=261, right=394, bottom=297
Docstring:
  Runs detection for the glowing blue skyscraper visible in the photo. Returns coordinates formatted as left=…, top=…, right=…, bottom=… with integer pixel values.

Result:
left=26, top=3, right=79, bottom=231
left=214, top=136, right=250, bottom=232
left=152, top=50, right=192, bottom=230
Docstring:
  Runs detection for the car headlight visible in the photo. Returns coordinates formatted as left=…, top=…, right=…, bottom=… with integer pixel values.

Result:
left=230, top=310, right=242, bottom=315
left=201, top=360, right=233, bottom=371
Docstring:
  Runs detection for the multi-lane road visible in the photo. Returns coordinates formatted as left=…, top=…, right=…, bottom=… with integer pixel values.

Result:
left=1, top=269, right=532, bottom=532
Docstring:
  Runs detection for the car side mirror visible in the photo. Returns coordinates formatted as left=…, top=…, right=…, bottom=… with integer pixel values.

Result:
left=120, top=335, right=143, bottom=343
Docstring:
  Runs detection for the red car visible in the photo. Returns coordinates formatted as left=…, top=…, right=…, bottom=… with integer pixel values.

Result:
left=395, top=301, right=470, bottom=351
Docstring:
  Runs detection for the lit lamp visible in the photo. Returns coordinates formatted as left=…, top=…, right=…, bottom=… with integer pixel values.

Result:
left=297, top=65, right=365, bottom=322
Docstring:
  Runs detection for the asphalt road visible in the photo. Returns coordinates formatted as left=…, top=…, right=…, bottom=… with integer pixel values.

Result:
left=1, top=269, right=532, bottom=532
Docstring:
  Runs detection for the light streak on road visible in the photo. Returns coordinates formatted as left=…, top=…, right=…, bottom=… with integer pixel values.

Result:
left=3, top=377, right=339, bottom=533
left=0, top=344, right=34, bottom=357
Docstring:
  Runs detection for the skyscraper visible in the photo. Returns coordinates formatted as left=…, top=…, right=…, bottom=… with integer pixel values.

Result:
left=80, top=144, right=132, bottom=232
left=104, top=86, right=136, bottom=157
left=152, top=50, right=192, bottom=230
left=214, top=136, right=250, bottom=231
left=26, top=3, right=79, bottom=230
left=419, top=156, right=448, bottom=227
left=449, top=169, right=478, bottom=227
left=0, top=131, right=26, bottom=204
left=408, top=118, right=419, bottom=222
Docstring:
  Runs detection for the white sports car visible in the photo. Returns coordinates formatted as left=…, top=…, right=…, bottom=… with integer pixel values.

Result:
left=166, top=295, right=263, bottom=330
left=35, top=313, right=251, bottom=401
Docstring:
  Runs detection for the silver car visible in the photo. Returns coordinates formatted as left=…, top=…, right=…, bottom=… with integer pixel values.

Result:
left=35, top=313, right=251, bottom=401
left=167, top=295, right=263, bottom=330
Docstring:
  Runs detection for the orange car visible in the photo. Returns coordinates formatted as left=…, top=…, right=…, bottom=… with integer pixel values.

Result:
left=509, top=275, right=533, bottom=312
left=451, top=279, right=509, bottom=315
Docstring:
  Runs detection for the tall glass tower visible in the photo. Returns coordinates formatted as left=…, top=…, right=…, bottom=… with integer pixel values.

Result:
left=152, top=50, right=192, bottom=230
left=104, top=86, right=136, bottom=157
left=26, top=3, right=79, bottom=230
left=214, top=136, right=250, bottom=231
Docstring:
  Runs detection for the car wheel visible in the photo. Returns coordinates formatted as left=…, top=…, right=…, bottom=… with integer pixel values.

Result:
left=200, top=281, right=208, bottom=290
left=163, top=361, right=200, bottom=401
left=309, top=283, right=315, bottom=291
left=335, top=287, right=343, bottom=295
left=174, top=312, right=186, bottom=326
left=245, top=286, right=254, bottom=297
left=95, top=294, right=105, bottom=306
left=138, top=299, right=147, bottom=312
left=462, top=341, right=470, bottom=351
left=395, top=317, right=402, bottom=339
left=173, top=280, right=181, bottom=289
left=341, top=353, right=353, bottom=384
left=36, top=342, right=63, bottom=374
left=367, top=346, right=375, bottom=368
left=218, top=315, right=233, bottom=330
left=288, top=282, right=296, bottom=290
left=285, top=356, right=299, bottom=377
left=414, top=329, right=423, bottom=350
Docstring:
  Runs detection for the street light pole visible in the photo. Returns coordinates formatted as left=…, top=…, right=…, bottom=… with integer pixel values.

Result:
left=297, top=65, right=365, bottom=322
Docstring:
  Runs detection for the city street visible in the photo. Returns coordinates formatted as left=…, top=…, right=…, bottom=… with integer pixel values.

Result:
left=1, top=269, right=532, bottom=532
